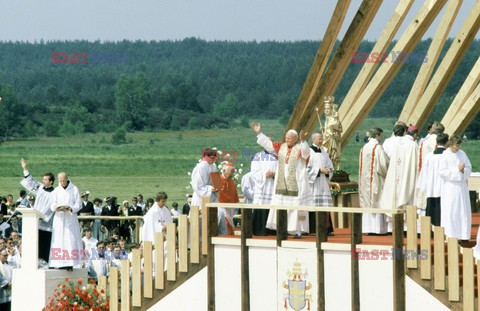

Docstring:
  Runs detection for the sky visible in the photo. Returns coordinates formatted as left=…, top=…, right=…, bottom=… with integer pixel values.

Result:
left=0, top=0, right=478, bottom=42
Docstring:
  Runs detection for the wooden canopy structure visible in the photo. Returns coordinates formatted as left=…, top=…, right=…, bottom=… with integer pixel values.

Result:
left=287, top=0, right=480, bottom=145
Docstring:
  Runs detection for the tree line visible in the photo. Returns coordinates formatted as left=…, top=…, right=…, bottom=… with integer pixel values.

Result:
left=0, top=38, right=479, bottom=141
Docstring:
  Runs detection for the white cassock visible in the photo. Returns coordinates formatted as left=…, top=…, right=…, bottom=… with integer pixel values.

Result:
left=256, top=133, right=312, bottom=235
left=241, top=172, right=255, bottom=204
left=359, top=138, right=389, bottom=234
left=382, top=135, right=402, bottom=159
left=0, top=223, right=10, bottom=238
left=0, top=262, right=13, bottom=304
left=307, top=145, right=333, bottom=207
left=380, top=135, right=418, bottom=231
left=191, top=161, right=218, bottom=209
left=142, top=202, right=173, bottom=243
left=415, top=134, right=438, bottom=214
left=49, top=180, right=83, bottom=268
left=439, top=149, right=472, bottom=240
left=251, top=151, right=278, bottom=205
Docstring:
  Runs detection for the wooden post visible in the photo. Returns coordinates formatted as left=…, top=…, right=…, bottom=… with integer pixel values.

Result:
left=98, top=276, right=107, bottom=296
left=135, top=217, right=141, bottom=243
left=406, top=205, right=417, bottom=269
left=167, top=223, right=177, bottom=281
left=109, top=267, right=119, bottom=311
left=463, top=248, right=475, bottom=310
left=132, top=248, right=142, bottom=307
left=155, top=232, right=165, bottom=290
left=190, top=206, right=201, bottom=264
left=207, top=205, right=218, bottom=311
left=286, top=0, right=352, bottom=130
left=121, top=260, right=130, bottom=311
left=316, top=211, right=328, bottom=311
left=433, top=226, right=445, bottom=290
left=202, top=198, right=210, bottom=255
left=144, top=241, right=153, bottom=298
left=444, top=79, right=480, bottom=135
left=179, top=214, right=189, bottom=272
left=241, top=208, right=253, bottom=311
left=420, top=216, right=431, bottom=280
left=477, top=260, right=480, bottom=311
left=276, top=209, right=288, bottom=247
left=392, top=213, right=405, bottom=311
left=447, top=237, right=460, bottom=301
left=350, top=213, right=362, bottom=311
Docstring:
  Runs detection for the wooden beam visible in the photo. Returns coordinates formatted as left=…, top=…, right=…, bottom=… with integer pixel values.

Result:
left=350, top=213, right=362, bottom=311
left=154, top=232, right=165, bottom=290
left=405, top=0, right=480, bottom=130
left=400, top=0, right=463, bottom=122
left=289, top=0, right=383, bottom=133
left=167, top=223, right=177, bottom=281
left=276, top=209, right=288, bottom=246
left=241, top=208, right=253, bottom=311
left=442, top=56, right=480, bottom=131
left=202, top=198, right=210, bottom=255
left=339, top=0, right=448, bottom=147
left=340, top=0, right=414, bottom=119
left=109, top=267, right=119, bottom=311
left=179, top=214, right=189, bottom=273
left=287, top=0, right=352, bottom=130
left=392, top=213, right=405, bottom=311
left=121, top=260, right=131, bottom=311
left=190, top=206, right=201, bottom=264
left=444, top=76, right=480, bottom=135
left=207, top=205, right=218, bottom=311
left=420, top=216, right=431, bottom=280
left=143, top=241, right=153, bottom=298
left=447, top=237, right=460, bottom=301
left=433, top=226, right=445, bottom=290
left=463, top=248, right=475, bottom=310
left=132, top=248, right=142, bottom=307
left=316, top=212, right=328, bottom=311
left=406, top=205, right=418, bottom=269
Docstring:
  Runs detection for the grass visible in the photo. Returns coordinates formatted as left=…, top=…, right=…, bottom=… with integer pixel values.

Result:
left=1, top=118, right=479, bottom=205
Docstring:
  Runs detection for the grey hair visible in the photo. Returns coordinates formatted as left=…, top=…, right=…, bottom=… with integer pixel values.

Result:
left=312, top=132, right=323, bottom=140
left=286, top=129, right=298, bottom=137
left=222, top=165, right=235, bottom=173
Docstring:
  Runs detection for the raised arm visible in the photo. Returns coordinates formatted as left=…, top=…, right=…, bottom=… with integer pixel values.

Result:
left=19, top=158, right=42, bottom=194
left=252, top=122, right=276, bottom=152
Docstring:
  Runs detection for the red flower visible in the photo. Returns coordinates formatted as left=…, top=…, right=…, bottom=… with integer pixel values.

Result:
left=77, top=278, right=83, bottom=285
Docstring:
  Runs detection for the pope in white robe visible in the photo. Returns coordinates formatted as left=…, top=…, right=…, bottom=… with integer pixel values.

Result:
left=190, top=149, right=218, bottom=209
left=49, top=172, right=83, bottom=269
left=359, top=130, right=389, bottom=234
left=380, top=130, right=418, bottom=231
left=251, top=150, right=278, bottom=236
left=252, top=123, right=312, bottom=237
left=439, top=139, right=472, bottom=241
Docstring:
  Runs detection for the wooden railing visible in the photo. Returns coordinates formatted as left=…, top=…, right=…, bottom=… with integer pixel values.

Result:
left=205, top=202, right=407, bottom=311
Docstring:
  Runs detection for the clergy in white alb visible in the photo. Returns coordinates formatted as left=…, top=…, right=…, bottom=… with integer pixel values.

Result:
left=439, top=135, right=472, bottom=241
left=307, top=132, right=334, bottom=235
left=19, top=158, right=55, bottom=263
left=417, top=133, right=448, bottom=226
left=49, top=172, right=83, bottom=269
left=380, top=126, right=418, bottom=231
left=359, top=128, right=389, bottom=234
left=142, top=192, right=173, bottom=244
left=252, top=122, right=312, bottom=237
left=190, top=148, right=218, bottom=209
left=382, top=123, right=407, bottom=159
left=241, top=171, right=255, bottom=204
left=251, top=150, right=277, bottom=236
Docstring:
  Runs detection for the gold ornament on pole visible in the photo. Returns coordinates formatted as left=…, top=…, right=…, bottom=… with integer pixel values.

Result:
left=322, top=96, right=343, bottom=170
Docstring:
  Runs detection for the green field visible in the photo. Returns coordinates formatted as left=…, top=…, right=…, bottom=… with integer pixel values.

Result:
left=1, top=118, right=479, bottom=206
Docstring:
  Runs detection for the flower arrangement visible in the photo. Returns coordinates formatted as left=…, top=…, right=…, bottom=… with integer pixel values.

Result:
left=43, top=277, right=109, bottom=311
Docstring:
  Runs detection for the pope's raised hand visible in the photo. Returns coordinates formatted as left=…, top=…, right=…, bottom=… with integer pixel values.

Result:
left=20, top=158, right=28, bottom=171
left=251, top=122, right=261, bottom=134
left=299, top=130, right=309, bottom=142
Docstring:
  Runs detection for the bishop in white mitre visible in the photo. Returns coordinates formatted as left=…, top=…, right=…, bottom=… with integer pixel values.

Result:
left=252, top=122, right=311, bottom=237
left=359, top=128, right=389, bottom=234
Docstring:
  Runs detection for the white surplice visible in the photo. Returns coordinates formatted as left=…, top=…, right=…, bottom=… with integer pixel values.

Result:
left=241, top=172, right=255, bottom=204
left=307, top=145, right=333, bottom=207
left=257, top=133, right=312, bottom=235
left=439, top=148, right=472, bottom=240
left=191, top=161, right=218, bottom=208
left=359, top=138, right=389, bottom=234
left=418, top=148, right=445, bottom=198
left=382, top=135, right=403, bottom=159
left=141, top=202, right=173, bottom=244
left=49, top=180, right=83, bottom=268
left=20, top=171, right=55, bottom=231
left=251, top=151, right=277, bottom=205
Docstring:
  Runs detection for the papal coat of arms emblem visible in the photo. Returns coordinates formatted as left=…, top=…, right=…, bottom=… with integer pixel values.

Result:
left=282, top=259, right=312, bottom=310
